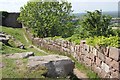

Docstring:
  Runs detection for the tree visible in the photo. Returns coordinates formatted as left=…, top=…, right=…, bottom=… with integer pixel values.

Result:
left=18, top=0, right=75, bottom=38
left=80, top=10, right=112, bottom=37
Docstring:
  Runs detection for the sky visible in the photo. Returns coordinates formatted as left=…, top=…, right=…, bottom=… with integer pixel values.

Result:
left=0, top=0, right=119, bottom=13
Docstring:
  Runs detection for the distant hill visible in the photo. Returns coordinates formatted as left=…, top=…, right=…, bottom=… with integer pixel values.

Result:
left=72, top=11, right=119, bottom=18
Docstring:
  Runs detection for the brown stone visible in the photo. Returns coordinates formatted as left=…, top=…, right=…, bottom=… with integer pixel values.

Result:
left=110, top=60, right=120, bottom=71
left=84, top=44, right=90, bottom=52
left=111, top=70, right=120, bottom=79
left=93, top=48, right=97, bottom=56
left=97, top=51, right=106, bottom=62
left=104, top=47, right=109, bottom=56
left=100, top=70, right=107, bottom=78
left=109, top=47, right=120, bottom=61
left=105, top=56, right=112, bottom=66
left=96, top=57, right=102, bottom=67
left=89, top=53, right=95, bottom=60
left=101, top=62, right=110, bottom=73
left=84, top=57, right=92, bottom=67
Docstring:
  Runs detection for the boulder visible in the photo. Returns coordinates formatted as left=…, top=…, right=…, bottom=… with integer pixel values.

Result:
left=6, top=52, right=34, bottom=59
left=27, top=55, right=75, bottom=77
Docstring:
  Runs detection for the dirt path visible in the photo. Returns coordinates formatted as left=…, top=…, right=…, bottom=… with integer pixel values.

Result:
left=23, top=33, right=29, bottom=43
left=23, top=32, right=48, bottom=54
left=32, top=45, right=48, bottom=54
left=74, top=68, right=88, bottom=79
left=23, top=32, right=88, bottom=79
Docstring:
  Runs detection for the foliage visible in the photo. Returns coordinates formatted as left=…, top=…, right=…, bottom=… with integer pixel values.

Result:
left=0, top=11, right=8, bottom=19
left=86, top=36, right=120, bottom=48
left=18, top=0, right=76, bottom=38
left=80, top=10, right=112, bottom=37
left=66, top=34, right=81, bottom=44
left=74, top=26, right=90, bottom=39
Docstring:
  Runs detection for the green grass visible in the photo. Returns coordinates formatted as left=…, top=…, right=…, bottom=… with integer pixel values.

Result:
left=1, top=26, right=46, bottom=56
left=38, top=46, right=100, bottom=79
left=2, top=57, right=46, bottom=78
left=2, top=26, right=27, bottom=45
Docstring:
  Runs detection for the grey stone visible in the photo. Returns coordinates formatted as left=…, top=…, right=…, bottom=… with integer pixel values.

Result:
left=0, top=37, right=9, bottom=44
left=97, top=51, right=106, bottom=62
left=109, top=47, right=120, bottom=61
left=93, top=48, right=97, bottom=56
left=101, top=62, right=110, bottom=73
left=27, top=55, right=75, bottom=77
left=6, top=52, right=34, bottom=59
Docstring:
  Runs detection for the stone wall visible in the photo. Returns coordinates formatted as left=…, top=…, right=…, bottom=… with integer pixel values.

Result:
left=25, top=29, right=120, bottom=79
left=1, top=12, right=22, bottom=28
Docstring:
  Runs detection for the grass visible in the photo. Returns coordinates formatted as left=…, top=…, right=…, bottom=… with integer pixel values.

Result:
left=2, top=57, right=46, bottom=78
left=1, top=26, right=47, bottom=78
left=1, top=26, right=99, bottom=79
left=38, top=46, right=100, bottom=79
left=2, top=26, right=27, bottom=45
left=1, top=26, right=46, bottom=56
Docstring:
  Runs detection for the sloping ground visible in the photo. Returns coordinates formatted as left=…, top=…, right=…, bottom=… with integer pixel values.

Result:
left=1, top=26, right=96, bottom=79
left=1, top=26, right=48, bottom=78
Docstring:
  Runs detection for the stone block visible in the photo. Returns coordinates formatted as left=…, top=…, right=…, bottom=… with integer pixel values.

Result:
left=84, top=57, right=92, bottom=67
left=109, top=47, right=120, bottom=61
left=103, top=47, right=109, bottom=56
left=93, top=48, right=97, bottom=56
left=89, top=53, right=95, bottom=60
left=105, top=57, right=112, bottom=66
left=111, top=70, right=120, bottom=79
left=89, top=46, right=94, bottom=53
left=96, top=57, right=102, bottom=67
left=97, top=51, right=106, bottom=62
left=84, top=44, right=90, bottom=52
left=99, top=70, right=107, bottom=78
left=27, top=55, right=75, bottom=77
left=110, top=60, right=120, bottom=71
left=101, top=62, right=110, bottom=73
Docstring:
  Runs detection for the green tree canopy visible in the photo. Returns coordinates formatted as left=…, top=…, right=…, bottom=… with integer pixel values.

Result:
left=18, top=0, right=76, bottom=38
left=80, top=10, right=112, bottom=37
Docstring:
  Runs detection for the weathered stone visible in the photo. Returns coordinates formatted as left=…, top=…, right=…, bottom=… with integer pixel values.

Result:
left=100, top=70, right=107, bottom=78
left=80, top=40, right=86, bottom=45
left=0, top=37, right=9, bottom=44
left=70, top=46, right=74, bottom=53
left=109, top=47, right=120, bottom=61
left=93, top=48, right=97, bottom=56
left=89, top=53, right=95, bottom=60
left=97, top=51, right=106, bottom=62
left=7, top=52, right=34, bottom=59
left=84, top=58, right=92, bottom=67
left=92, top=65, right=102, bottom=76
left=101, top=62, right=110, bottom=73
left=89, top=46, right=94, bottom=53
left=27, top=55, right=74, bottom=77
left=105, top=56, right=112, bottom=66
left=84, top=44, right=89, bottom=52
left=96, top=57, right=101, bottom=67
left=111, top=70, right=120, bottom=79
left=110, top=60, right=120, bottom=71
left=103, top=47, right=109, bottom=56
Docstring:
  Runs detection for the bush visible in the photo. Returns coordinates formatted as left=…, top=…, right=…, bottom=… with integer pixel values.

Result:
left=86, top=36, right=120, bottom=48
left=66, top=34, right=81, bottom=44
